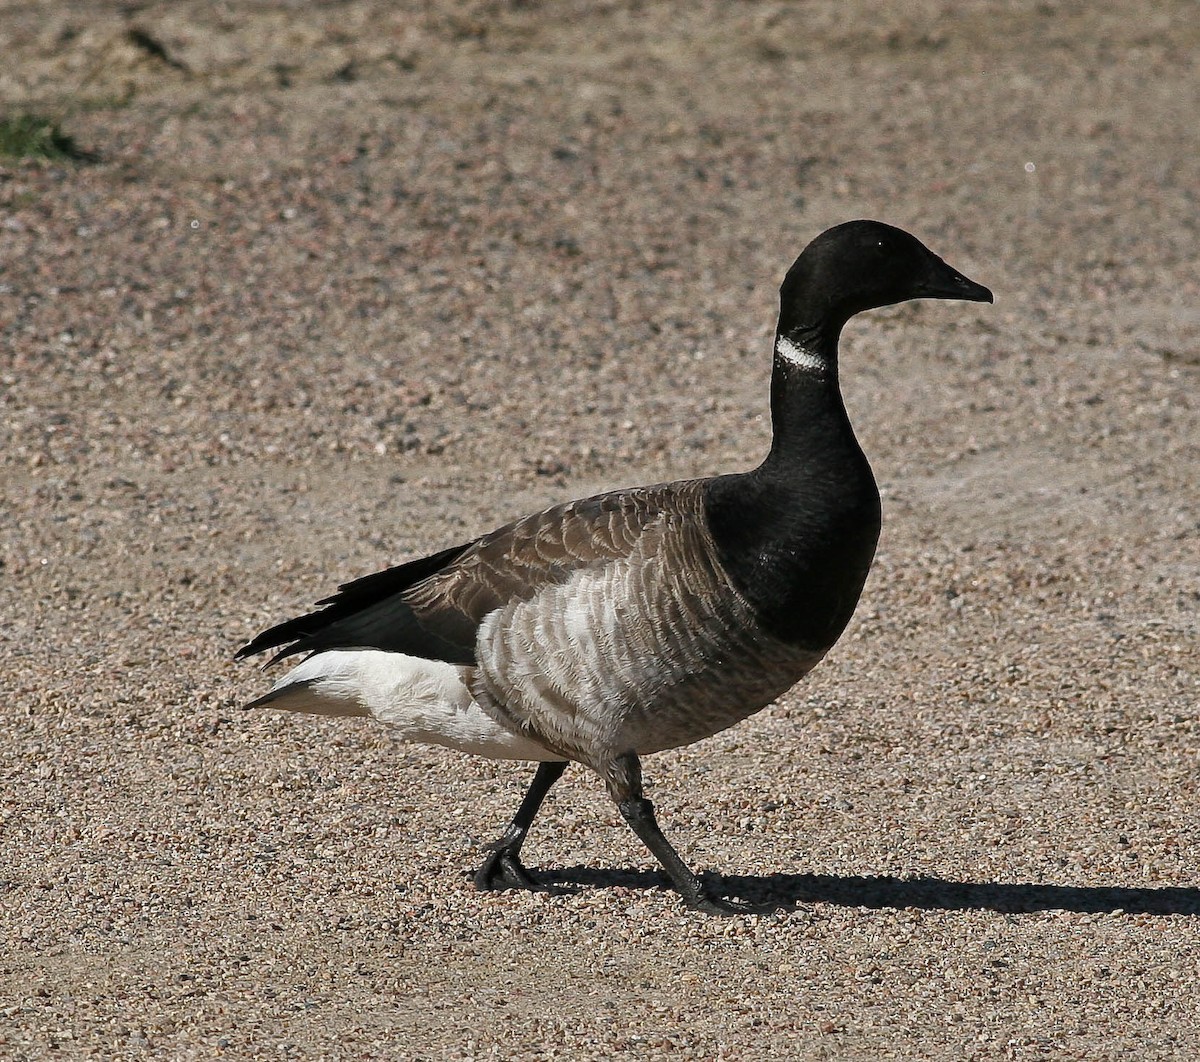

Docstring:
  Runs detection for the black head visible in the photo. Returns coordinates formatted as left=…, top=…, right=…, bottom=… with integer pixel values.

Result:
left=778, top=220, right=993, bottom=341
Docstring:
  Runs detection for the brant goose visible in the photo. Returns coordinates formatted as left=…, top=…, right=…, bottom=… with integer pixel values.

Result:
left=238, top=220, right=992, bottom=913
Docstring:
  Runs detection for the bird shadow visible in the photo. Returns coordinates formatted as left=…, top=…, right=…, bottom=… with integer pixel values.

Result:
left=537, top=866, right=1200, bottom=916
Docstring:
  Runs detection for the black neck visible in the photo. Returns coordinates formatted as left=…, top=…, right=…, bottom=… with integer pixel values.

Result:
left=760, top=325, right=848, bottom=474
left=705, top=320, right=880, bottom=649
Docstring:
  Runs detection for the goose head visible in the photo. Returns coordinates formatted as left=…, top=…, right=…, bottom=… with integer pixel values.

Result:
left=777, top=220, right=993, bottom=345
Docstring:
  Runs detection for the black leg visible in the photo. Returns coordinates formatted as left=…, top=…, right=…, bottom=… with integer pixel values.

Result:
left=609, top=752, right=758, bottom=915
left=475, top=760, right=568, bottom=892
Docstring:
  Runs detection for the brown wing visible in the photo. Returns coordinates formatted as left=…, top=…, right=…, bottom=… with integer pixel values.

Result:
left=402, top=483, right=693, bottom=641
left=236, top=481, right=704, bottom=667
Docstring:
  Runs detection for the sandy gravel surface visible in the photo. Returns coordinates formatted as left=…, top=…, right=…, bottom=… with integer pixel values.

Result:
left=2, top=1, right=1197, bottom=1058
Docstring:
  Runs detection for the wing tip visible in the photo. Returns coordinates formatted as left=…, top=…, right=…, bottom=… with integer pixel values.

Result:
left=235, top=622, right=311, bottom=665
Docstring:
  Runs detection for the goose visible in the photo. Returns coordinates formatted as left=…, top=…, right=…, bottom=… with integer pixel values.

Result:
left=237, top=220, right=992, bottom=913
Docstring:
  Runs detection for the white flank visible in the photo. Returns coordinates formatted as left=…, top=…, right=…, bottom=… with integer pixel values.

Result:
left=258, top=650, right=560, bottom=761
left=775, top=335, right=827, bottom=375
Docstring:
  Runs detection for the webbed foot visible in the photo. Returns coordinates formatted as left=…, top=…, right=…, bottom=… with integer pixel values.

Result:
left=474, top=847, right=551, bottom=892
left=682, top=887, right=777, bottom=916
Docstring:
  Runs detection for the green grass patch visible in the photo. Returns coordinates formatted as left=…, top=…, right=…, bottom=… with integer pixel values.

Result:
left=0, top=114, right=96, bottom=163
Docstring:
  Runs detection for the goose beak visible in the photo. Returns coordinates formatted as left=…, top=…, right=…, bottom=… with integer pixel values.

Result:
left=921, top=262, right=994, bottom=304
left=945, top=270, right=993, bottom=304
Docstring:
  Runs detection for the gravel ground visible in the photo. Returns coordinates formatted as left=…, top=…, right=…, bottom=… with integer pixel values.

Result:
left=2, top=1, right=1197, bottom=1058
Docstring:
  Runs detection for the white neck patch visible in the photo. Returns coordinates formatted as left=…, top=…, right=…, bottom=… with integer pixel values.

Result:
left=775, top=335, right=827, bottom=375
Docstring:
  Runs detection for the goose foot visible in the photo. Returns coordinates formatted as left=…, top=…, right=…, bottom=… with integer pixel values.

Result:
left=473, top=760, right=569, bottom=893
left=474, top=847, right=550, bottom=892
left=683, top=887, right=776, bottom=916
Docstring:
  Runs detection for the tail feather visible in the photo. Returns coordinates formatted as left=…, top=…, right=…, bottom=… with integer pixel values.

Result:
left=243, top=649, right=558, bottom=761
left=235, top=540, right=475, bottom=664
left=244, top=677, right=370, bottom=717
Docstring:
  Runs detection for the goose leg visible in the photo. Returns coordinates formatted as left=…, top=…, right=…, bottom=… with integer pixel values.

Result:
left=475, top=760, right=568, bottom=892
left=609, top=752, right=753, bottom=915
